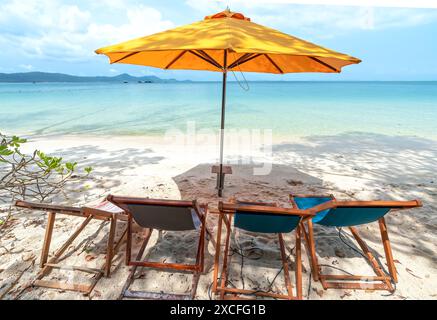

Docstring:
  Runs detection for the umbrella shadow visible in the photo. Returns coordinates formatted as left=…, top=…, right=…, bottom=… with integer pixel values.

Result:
left=173, top=162, right=323, bottom=207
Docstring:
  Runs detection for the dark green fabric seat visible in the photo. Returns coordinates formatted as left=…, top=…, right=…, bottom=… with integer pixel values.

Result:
left=234, top=210, right=301, bottom=233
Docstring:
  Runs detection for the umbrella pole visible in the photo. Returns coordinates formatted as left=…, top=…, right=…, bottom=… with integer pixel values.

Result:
left=218, top=51, right=228, bottom=197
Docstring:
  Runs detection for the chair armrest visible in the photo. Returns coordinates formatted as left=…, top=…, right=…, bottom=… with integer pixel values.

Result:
left=193, top=201, right=208, bottom=221
left=289, top=193, right=335, bottom=201
left=219, top=201, right=314, bottom=217
left=15, top=200, right=82, bottom=213
left=236, top=200, right=277, bottom=207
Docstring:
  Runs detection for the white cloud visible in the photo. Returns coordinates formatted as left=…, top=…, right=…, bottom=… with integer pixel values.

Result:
left=186, top=0, right=437, bottom=38
left=252, top=6, right=437, bottom=35
left=87, top=5, right=174, bottom=45
left=187, top=0, right=437, bottom=9
left=185, top=0, right=223, bottom=12
left=140, top=69, right=157, bottom=76
left=59, top=5, right=91, bottom=32
left=0, top=0, right=90, bottom=34
left=19, top=64, right=33, bottom=70
left=0, top=1, right=174, bottom=62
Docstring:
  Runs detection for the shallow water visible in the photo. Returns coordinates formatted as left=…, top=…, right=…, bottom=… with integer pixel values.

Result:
left=0, top=81, right=436, bottom=140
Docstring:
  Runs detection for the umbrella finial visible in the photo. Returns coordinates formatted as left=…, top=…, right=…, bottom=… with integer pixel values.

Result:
left=205, top=8, right=251, bottom=21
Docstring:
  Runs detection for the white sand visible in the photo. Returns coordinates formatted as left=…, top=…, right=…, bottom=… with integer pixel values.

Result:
left=0, top=133, right=436, bottom=300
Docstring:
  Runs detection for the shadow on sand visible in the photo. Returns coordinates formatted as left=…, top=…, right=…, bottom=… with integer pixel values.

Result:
left=170, top=133, right=436, bottom=287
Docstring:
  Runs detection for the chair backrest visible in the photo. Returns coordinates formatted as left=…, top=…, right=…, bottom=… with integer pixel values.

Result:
left=314, top=200, right=422, bottom=227
left=293, top=196, right=333, bottom=224
left=220, top=201, right=310, bottom=234
left=108, top=196, right=201, bottom=231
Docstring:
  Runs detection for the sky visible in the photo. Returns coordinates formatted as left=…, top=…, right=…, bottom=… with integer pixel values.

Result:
left=0, top=0, right=436, bottom=81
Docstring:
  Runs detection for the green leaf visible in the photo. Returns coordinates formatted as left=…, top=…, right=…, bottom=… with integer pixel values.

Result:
left=84, top=167, right=93, bottom=174
left=66, top=162, right=77, bottom=172
left=55, top=165, right=65, bottom=174
left=0, top=147, right=14, bottom=156
left=10, top=135, right=26, bottom=147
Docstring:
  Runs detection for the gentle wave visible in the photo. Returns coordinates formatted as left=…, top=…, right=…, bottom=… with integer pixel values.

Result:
left=0, top=81, right=436, bottom=140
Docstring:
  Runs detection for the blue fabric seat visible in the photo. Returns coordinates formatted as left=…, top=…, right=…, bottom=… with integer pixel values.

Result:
left=293, top=197, right=391, bottom=227
left=314, top=207, right=390, bottom=227
left=293, top=197, right=332, bottom=224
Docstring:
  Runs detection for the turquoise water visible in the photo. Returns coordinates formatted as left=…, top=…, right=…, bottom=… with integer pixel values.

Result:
left=0, top=81, right=436, bottom=140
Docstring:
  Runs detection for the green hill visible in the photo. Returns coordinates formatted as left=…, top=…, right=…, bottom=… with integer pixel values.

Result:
left=0, top=72, right=180, bottom=83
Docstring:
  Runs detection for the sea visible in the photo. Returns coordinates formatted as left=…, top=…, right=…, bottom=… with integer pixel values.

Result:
left=0, top=81, right=436, bottom=141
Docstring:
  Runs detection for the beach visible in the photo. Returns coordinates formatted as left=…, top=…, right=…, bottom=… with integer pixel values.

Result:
left=1, top=0, right=436, bottom=304
left=0, top=131, right=436, bottom=300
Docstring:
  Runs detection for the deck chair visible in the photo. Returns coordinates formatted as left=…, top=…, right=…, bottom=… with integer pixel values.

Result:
left=289, top=194, right=422, bottom=292
left=14, top=200, right=127, bottom=295
left=107, top=195, right=209, bottom=300
left=212, top=200, right=314, bottom=300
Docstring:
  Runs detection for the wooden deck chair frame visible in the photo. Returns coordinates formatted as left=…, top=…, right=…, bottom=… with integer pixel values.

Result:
left=107, top=195, right=209, bottom=300
left=289, top=194, right=422, bottom=292
left=212, top=200, right=314, bottom=300
left=15, top=200, right=128, bottom=295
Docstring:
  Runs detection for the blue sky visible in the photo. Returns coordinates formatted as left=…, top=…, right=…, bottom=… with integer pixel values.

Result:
left=0, top=0, right=436, bottom=81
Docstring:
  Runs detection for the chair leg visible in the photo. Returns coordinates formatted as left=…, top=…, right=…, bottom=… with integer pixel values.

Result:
left=119, top=228, right=152, bottom=300
left=40, top=212, right=56, bottom=268
left=349, top=226, right=393, bottom=291
left=200, top=232, right=205, bottom=273
left=89, top=224, right=127, bottom=295
left=33, top=215, right=95, bottom=294
left=215, top=218, right=303, bottom=300
left=295, top=225, right=303, bottom=300
left=190, top=271, right=201, bottom=299
left=303, top=220, right=320, bottom=282
left=195, top=217, right=206, bottom=274
left=105, top=215, right=117, bottom=277
left=315, top=225, right=395, bottom=292
left=278, top=233, right=294, bottom=300
left=218, top=219, right=232, bottom=300
left=37, top=215, right=93, bottom=279
left=126, top=214, right=132, bottom=266
left=378, top=217, right=398, bottom=283
left=212, top=213, right=223, bottom=293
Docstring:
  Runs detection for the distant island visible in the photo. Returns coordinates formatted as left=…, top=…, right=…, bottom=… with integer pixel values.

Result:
left=0, top=72, right=183, bottom=83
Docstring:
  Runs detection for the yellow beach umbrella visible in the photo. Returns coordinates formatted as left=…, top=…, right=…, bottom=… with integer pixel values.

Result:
left=96, top=9, right=361, bottom=196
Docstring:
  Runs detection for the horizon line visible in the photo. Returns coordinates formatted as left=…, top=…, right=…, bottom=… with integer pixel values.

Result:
left=0, top=71, right=436, bottom=82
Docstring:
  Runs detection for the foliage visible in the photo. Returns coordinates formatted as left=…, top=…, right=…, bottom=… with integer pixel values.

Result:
left=0, top=132, right=92, bottom=203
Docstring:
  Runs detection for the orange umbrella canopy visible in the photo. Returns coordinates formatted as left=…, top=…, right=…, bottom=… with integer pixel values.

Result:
left=96, top=9, right=361, bottom=74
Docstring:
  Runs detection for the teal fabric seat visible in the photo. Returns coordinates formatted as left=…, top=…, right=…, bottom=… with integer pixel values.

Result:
left=315, top=207, right=390, bottom=227
left=294, top=197, right=391, bottom=227
left=234, top=211, right=301, bottom=233
left=294, top=197, right=332, bottom=224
